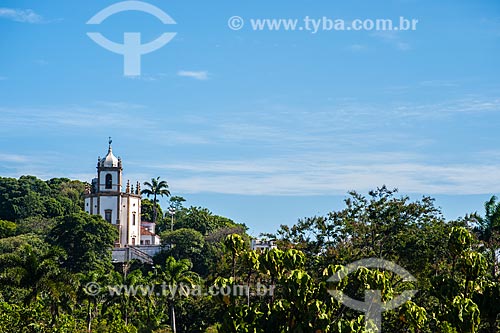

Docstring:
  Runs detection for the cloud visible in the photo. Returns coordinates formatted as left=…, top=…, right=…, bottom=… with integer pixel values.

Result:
left=348, top=44, right=367, bottom=52
left=0, top=151, right=68, bottom=180
left=0, top=76, right=7, bottom=81
left=419, top=80, right=459, bottom=88
left=124, top=73, right=168, bottom=81
left=0, top=153, right=29, bottom=163
left=93, top=101, right=146, bottom=110
left=177, top=70, right=209, bottom=80
left=3, top=95, right=499, bottom=197
left=0, top=8, right=43, bottom=23
left=371, top=31, right=412, bottom=51
left=0, top=102, right=154, bottom=131
left=393, top=97, right=500, bottom=118
left=35, top=59, right=49, bottom=66
left=147, top=154, right=500, bottom=196
left=479, top=17, right=500, bottom=37
left=397, top=42, right=411, bottom=51
left=4, top=147, right=500, bottom=197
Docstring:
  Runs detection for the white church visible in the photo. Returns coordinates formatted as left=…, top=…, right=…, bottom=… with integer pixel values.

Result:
left=84, top=140, right=160, bottom=256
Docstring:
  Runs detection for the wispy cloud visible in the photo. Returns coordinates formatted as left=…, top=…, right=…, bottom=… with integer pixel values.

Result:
left=0, top=153, right=29, bottom=163
left=347, top=44, right=367, bottom=52
left=177, top=70, right=209, bottom=80
left=0, top=151, right=71, bottom=180
left=0, top=8, right=43, bottom=23
left=371, top=31, right=412, bottom=51
left=479, top=17, right=500, bottom=37
left=35, top=59, right=49, bottom=66
left=4, top=148, right=500, bottom=196
left=0, top=102, right=154, bottom=131
left=124, top=73, right=168, bottom=81
left=0, top=76, right=7, bottom=81
left=397, top=42, right=411, bottom=51
left=93, top=101, right=146, bottom=110
left=147, top=153, right=500, bottom=196
left=393, top=97, right=500, bottom=118
left=3, top=95, right=499, bottom=197
left=419, top=80, right=459, bottom=88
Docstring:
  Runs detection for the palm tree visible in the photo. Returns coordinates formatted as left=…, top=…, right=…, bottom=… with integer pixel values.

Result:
left=101, top=268, right=148, bottom=327
left=468, top=195, right=500, bottom=277
left=0, top=243, right=77, bottom=323
left=154, top=257, right=199, bottom=333
left=141, top=177, right=171, bottom=224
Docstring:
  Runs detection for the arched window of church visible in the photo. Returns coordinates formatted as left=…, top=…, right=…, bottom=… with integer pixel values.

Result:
left=105, top=174, right=112, bottom=189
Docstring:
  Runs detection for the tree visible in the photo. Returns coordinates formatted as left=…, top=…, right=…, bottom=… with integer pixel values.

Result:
left=47, top=212, right=118, bottom=273
left=169, top=196, right=186, bottom=211
left=141, top=198, right=163, bottom=225
left=0, top=234, right=48, bottom=301
left=0, top=235, right=77, bottom=325
left=0, top=220, right=16, bottom=238
left=272, top=186, right=450, bottom=277
left=160, top=228, right=205, bottom=274
left=154, top=257, right=199, bottom=333
left=467, top=196, right=500, bottom=278
left=141, top=177, right=170, bottom=224
left=224, top=234, right=246, bottom=280
left=15, top=216, right=57, bottom=235
left=175, top=206, right=244, bottom=235
left=0, top=176, right=86, bottom=222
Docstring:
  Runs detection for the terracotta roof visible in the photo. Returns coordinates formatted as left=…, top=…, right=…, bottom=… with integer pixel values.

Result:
left=140, top=226, right=155, bottom=236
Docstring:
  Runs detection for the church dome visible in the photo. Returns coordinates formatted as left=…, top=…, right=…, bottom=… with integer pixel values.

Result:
left=101, top=139, right=120, bottom=167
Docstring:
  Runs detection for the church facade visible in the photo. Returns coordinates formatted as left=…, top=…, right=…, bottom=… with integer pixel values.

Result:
left=84, top=141, right=142, bottom=247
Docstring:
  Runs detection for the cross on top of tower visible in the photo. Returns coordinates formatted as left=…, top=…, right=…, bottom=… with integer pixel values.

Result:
left=100, top=137, right=119, bottom=167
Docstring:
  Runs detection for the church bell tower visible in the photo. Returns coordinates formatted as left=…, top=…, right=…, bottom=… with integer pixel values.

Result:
left=84, top=138, right=142, bottom=247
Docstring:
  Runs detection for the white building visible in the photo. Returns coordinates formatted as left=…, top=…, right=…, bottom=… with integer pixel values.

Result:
left=251, top=239, right=277, bottom=251
left=140, top=221, right=161, bottom=245
left=84, top=140, right=142, bottom=247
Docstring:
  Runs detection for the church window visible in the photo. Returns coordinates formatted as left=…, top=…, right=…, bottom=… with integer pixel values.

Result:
left=132, top=213, right=136, bottom=226
left=105, top=174, right=112, bottom=189
left=105, top=210, right=112, bottom=223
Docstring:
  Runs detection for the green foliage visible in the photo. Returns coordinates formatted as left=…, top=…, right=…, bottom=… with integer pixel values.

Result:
left=153, top=256, right=200, bottom=333
left=169, top=196, right=186, bottom=211
left=47, top=212, right=118, bottom=273
left=15, top=216, right=57, bottom=235
left=0, top=176, right=85, bottom=223
left=141, top=198, right=164, bottom=224
left=217, top=188, right=498, bottom=333
left=0, top=220, right=16, bottom=238
left=0, top=179, right=499, bottom=333
left=175, top=206, right=246, bottom=235
left=160, top=228, right=206, bottom=274
left=141, top=177, right=170, bottom=224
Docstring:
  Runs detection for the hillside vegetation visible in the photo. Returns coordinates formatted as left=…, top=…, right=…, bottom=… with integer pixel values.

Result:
left=0, top=177, right=498, bottom=332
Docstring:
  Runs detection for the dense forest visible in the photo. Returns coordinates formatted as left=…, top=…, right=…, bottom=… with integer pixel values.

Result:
left=0, top=176, right=499, bottom=332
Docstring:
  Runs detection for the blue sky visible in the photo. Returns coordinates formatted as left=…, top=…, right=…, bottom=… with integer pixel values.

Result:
left=1, top=0, right=499, bottom=235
